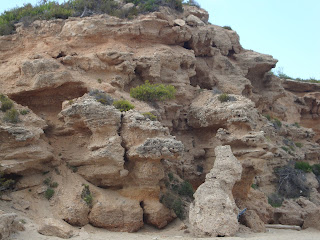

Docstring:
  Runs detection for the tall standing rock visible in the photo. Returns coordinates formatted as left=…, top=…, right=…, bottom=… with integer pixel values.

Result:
left=189, top=145, right=242, bottom=237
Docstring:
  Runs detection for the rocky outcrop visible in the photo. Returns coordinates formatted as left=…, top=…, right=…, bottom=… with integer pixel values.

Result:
left=38, top=218, right=74, bottom=239
left=0, top=101, right=54, bottom=176
left=0, top=212, right=25, bottom=240
left=189, top=145, right=242, bottom=237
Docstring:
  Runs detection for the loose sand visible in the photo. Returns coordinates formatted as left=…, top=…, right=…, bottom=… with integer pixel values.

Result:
left=9, top=217, right=320, bottom=240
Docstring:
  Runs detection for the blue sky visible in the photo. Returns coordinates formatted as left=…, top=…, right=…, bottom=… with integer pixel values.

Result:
left=1, top=0, right=319, bottom=79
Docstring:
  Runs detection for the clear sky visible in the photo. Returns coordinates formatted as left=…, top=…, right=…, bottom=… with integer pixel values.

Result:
left=1, top=0, right=319, bottom=79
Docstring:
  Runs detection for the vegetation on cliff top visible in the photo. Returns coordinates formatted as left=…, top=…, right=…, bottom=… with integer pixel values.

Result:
left=0, top=0, right=197, bottom=36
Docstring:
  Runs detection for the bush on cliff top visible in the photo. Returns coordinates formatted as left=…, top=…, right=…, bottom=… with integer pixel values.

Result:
left=113, top=99, right=135, bottom=112
left=130, top=81, right=176, bottom=102
left=0, top=0, right=186, bottom=36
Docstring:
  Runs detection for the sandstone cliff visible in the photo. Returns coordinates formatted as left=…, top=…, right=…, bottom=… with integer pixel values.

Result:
left=1, top=4, right=320, bottom=239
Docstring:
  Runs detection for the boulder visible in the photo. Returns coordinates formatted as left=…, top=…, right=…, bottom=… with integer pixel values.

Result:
left=239, top=210, right=266, bottom=233
left=186, top=15, right=204, bottom=27
left=88, top=192, right=143, bottom=232
left=0, top=212, right=25, bottom=240
left=38, top=218, right=74, bottom=239
left=189, top=145, right=242, bottom=237
left=143, top=200, right=176, bottom=229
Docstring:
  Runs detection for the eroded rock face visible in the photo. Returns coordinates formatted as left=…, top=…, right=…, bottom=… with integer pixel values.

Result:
left=0, top=212, right=25, bottom=240
left=59, top=95, right=125, bottom=187
left=189, top=145, right=242, bottom=237
left=0, top=101, right=54, bottom=175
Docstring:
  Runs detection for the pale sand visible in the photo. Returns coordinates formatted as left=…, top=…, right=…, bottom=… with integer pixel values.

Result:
left=10, top=218, right=320, bottom=240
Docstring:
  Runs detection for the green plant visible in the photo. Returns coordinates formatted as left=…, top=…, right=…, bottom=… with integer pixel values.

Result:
left=218, top=93, right=230, bottom=102
left=160, top=192, right=184, bottom=219
left=19, top=109, right=29, bottom=115
left=43, top=177, right=51, bottom=186
left=264, top=114, right=271, bottom=121
left=113, top=99, right=135, bottom=112
left=268, top=193, right=283, bottom=208
left=312, top=164, right=320, bottom=176
left=3, top=108, right=19, bottom=123
left=272, top=118, right=282, bottom=128
left=97, top=78, right=102, bottom=84
left=295, top=142, right=303, bottom=148
left=251, top=184, right=258, bottom=189
left=183, top=0, right=200, bottom=8
left=168, top=172, right=174, bottom=182
left=142, top=112, right=157, bottom=121
left=130, top=81, right=176, bottom=102
left=295, top=161, right=312, bottom=173
left=281, top=146, right=289, bottom=152
left=50, top=182, right=59, bottom=188
left=89, top=89, right=114, bottom=105
left=178, top=180, right=194, bottom=198
left=293, top=122, right=300, bottom=128
left=0, top=94, right=13, bottom=112
left=81, top=184, right=93, bottom=206
left=0, top=171, right=15, bottom=193
left=45, top=188, right=55, bottom=200
left=222, top=26, right=232, bottom=30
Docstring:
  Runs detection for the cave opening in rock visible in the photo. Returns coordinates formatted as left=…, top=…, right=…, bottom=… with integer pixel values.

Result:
left=9, top=83, right=88, bottom=115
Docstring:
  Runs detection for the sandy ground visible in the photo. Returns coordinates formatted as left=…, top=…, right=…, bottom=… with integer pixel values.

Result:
left=9, top=218, right=320, bottom=240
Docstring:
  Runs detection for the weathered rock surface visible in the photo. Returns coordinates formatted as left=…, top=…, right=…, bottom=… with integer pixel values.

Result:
left=38, top=218, right=74, bottom=239
left=274, top=197, right=320, bottom=230
left=189, top=145, right=242, bottom=237
left=88, top=191, right=143, bottom=232
left=0, top=212, right=25, bottom=240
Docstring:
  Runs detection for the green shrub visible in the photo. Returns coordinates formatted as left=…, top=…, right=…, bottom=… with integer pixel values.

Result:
left=0, top=94, right=13, bottom=112
left=142, top=112, right=157, bottom=121
left=0, top=170, right=15, bottom=193
left=131, top=81, right=176, bottom=101
left=183, top=0, right=200, bottom=8
left=50, top=182, right=59, bottom=188
left=81, top=184, right=93, bottom=206
left=295, top=161, right=312, bottom=173
left=272, top=118, right=282, bottom=128
left=45, top=188, right=55, bottom=200
left=312, top=164, right=320, bottom=176
left=3, top=108, right=19, bottom=123
left=268, top=193, right=283, bottom=208
left=160, top=192, right=184, bottom=219
left=89, top=89, right=113, bottom=105
left=19, top=109, right=29, bottom=115
left=295, top=142, right=303, bottom=148
left=218, top=93, right=230, bottom=102
left=223, top=26, right=232, bottom=30
left=43, top=177, right=51, bottom=186
left=113, top=99, right=135, bottom=112
left=178, top=180, right=194, bottom=198
left=251, top=184, right=258, bottom=189
left=293, top=122, right=300, bottom=128
left=264, top=114, right=271, bottom=121
left=130, top=81, right=176, bottom=102
left=168, top=172, right=174, bottom=182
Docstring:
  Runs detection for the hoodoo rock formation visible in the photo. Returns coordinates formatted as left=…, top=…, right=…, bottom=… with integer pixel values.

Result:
left=1, top=3, right=320, bottom=239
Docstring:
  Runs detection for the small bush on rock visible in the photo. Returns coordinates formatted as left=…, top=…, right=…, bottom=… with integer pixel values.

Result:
left=89, top=89, right=114, bottom=105
left=3, top=108, right=19, bottom=123
left=160, top=192, right=184, bottom=219
left=142, top=112, right=157, bottom=121
left=218, top=93, right=230, bottom=102
left=130, top=81, right=176, bottom=102
left=45, top=188, right=55, bottom=200
left=113, top=99, right=135, bottom=112
left=268, top=193, right=283, bottom=208
left=81, top=184, right=93, bottom=207
left=295, top=161, right=312, bottom=173
left=223, top=26, right=232, bottom=30
left=177, top=180, right=194, bottom=198
left=0, top=94, right=13, bottom=112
